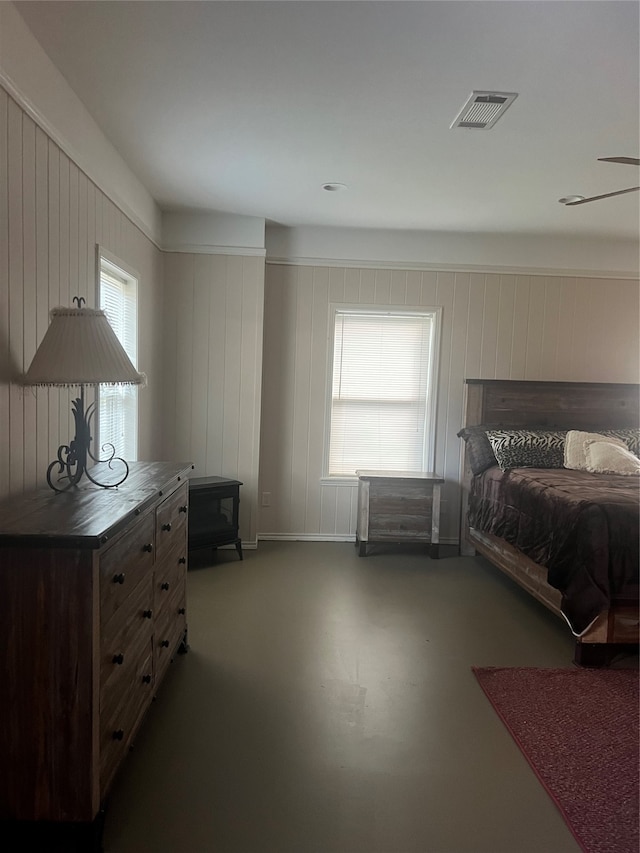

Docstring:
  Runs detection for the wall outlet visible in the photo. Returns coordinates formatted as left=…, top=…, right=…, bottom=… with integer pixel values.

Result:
left=261, top=492, right=271, bottom=507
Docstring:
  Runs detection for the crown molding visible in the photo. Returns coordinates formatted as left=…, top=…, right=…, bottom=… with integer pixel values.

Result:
left=265, top=255, right=639, bottom=281
left=163, top=243, right=266, bottom=257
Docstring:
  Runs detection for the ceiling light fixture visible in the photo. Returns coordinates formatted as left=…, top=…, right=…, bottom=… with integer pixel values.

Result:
left=322, top=182, right=347, bottom=192
left=558, top=195, right=586, bottom=205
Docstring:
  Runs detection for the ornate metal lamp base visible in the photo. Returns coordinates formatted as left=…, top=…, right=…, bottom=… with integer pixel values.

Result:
left=46, top=386, right=129, bottom=493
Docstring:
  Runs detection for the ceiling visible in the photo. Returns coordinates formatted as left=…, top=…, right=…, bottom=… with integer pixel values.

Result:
left=14, top=0, right=640, bottom=240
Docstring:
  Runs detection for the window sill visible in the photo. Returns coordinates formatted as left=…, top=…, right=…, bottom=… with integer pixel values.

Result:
left=320, top=476, right=358, bottom=487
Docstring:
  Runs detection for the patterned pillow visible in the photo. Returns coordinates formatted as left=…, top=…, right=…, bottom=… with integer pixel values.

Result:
left=486, top=429, right=567, bottom=471
left=457, top=427, right=498, bottom=475
left=601, top=428, right=640, bottom=458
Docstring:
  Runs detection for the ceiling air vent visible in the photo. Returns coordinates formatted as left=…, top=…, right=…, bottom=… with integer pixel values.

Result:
left=450, top=91, right=518, bottom=130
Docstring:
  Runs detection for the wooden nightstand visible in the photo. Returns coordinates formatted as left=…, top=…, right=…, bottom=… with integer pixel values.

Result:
left=355, top=470, right=444, bottom=557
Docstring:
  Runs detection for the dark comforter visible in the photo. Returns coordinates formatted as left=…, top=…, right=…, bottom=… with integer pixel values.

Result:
left=468, top=467, right=640, bottom=635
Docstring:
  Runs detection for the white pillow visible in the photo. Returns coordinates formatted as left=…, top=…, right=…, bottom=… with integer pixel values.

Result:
left=564, top=430, right=625, bottom=470
left=584, top=439, right=640, bottom=476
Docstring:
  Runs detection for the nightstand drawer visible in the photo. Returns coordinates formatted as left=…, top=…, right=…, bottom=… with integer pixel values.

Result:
left=368, top=512, right=433, bottom=539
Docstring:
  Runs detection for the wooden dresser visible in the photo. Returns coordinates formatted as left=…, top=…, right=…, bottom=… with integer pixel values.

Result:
left=0, top=461, right=192, bottom=836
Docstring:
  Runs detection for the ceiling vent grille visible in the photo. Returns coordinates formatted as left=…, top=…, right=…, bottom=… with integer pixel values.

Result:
left=450, top=91, right=518, bottom=130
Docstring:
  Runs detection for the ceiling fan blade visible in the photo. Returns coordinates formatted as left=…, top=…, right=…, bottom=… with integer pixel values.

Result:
left=565, top=186, right=640, bottom=205
left=597, top=157, right=640, bottom=166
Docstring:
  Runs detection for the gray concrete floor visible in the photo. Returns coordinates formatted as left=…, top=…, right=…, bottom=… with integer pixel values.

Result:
left=102, top=541, right=599, bottom=853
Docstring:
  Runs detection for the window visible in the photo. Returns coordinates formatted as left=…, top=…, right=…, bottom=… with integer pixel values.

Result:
left=98, top=253, right=139, bottom=461
left=325, top=306, right=440, bottom=478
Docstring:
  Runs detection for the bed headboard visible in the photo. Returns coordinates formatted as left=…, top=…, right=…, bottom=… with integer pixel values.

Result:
left=463, top=379, right=640, bottom=431
left=459, top=379, right=640, bottom=554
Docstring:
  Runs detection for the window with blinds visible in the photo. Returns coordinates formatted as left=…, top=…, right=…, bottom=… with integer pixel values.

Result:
left=98, top=256, right=138, bottom=461
left=326, top=308, right=440, bottom=478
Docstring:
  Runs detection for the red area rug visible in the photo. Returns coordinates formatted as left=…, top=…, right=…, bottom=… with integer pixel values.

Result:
left=472, top=666, right=639, bottom=853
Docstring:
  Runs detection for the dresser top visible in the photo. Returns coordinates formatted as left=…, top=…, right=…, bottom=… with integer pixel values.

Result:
left=0, top=461, right=193, bottom=549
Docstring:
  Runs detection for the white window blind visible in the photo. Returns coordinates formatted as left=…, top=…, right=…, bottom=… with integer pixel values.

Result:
left=327, top=310, right=438, bottom=477
left=99, top=259, right=138, bottom=461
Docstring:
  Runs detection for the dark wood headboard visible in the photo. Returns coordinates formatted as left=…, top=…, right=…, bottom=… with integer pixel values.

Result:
left=459, top=379, right=640, bottom=554
left=464, top=379, right=639, bottom=431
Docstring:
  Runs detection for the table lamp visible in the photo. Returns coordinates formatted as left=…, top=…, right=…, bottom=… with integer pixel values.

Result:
left=23, top=296, right=145, bottom=492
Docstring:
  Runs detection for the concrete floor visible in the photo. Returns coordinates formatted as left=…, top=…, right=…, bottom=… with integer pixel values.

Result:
left=103, top=541, right=591, bottom=853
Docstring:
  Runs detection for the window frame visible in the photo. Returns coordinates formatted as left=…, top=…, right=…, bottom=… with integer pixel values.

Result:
left=95, top=246, right=140, bottom=462
left=321, top=303, right=442, bottom=484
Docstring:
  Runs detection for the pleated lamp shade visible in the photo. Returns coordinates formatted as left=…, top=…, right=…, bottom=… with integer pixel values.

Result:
left=24, top=306, right=145, bottom=387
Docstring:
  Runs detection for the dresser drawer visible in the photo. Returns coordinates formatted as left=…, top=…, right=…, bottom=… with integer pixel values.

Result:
left=99, top=512, right=155, bottom=627
left=100, top=636, right=154, bottom=732
left=155, top=483, right=189, bottom=559
left=100, top=576, right=154, bottom=695
left=100, top=644, right=154, bottom=793
left=154, top=539, right=187, bottom=613
left=154, top=582, right=187, bottom=685
left=101, top=573, right=154, bottom=656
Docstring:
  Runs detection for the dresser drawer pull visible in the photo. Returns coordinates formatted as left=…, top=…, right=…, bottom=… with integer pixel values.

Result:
left=142, top=543, right=153, bottom=553
left=112, top=729, right=125, bottom=741
left=161, top=523, right=172, bottom=532
left=142, top=674, right=152, bottom=684
left=161, top=582, right=170, bottom=591
left=113, top=573, right=126, bottom=585
left=178, top=607, right=186, bottom=615
left=178, top=557, right=186, bottom=565
left=160, top=640, right=170, bottom=648
left=112, top=653, right=125, bottom=665
left=143, top=609, right=153, bottom=619
left=179, top=505, right=188, bottom=514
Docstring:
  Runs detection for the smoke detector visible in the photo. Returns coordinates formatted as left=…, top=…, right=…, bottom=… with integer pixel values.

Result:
left=450, top=91, right=518, bottom=130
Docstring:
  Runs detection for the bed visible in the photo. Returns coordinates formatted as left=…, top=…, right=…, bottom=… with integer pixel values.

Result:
left=459, top=379, right=639, bottom=667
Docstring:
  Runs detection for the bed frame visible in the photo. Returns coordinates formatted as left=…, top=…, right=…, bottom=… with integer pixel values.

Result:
left=459, top=379, right=640, bottom=667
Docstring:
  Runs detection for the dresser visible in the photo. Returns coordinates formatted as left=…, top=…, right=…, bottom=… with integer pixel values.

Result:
left=355, top=470, right=444, bottom=557
left=0, top=461, right=192, bottom=840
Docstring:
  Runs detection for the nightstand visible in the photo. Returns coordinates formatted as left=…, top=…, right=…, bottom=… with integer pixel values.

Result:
left=355, top=470, right=444, bottom=557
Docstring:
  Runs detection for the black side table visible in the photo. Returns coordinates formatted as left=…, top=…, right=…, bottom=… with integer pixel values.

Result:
left=188, top=476, right=243, bottom=560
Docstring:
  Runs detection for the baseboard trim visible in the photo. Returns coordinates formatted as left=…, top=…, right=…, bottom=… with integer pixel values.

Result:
left=258, top=533, right=354, bottom=542
left=258, top=533, right=460, bottom=545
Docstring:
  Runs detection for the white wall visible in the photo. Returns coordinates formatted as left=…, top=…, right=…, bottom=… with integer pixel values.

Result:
left=0, top=1, right=161, bottom=245
left=266, top=225, right=639, bottom=278
left=163, top=211, right=265, bottom=254
left=0, top=87, right=165, bottom=498
left=258, top=263, right=640, bottom=543
left=162, top=252, right=265, bottom=547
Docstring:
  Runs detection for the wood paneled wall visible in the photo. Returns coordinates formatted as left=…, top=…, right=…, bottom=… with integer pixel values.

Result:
left=162, top=252, right=265, bottom=547
left=259, top=264, right=640, bottom=543
left=0, top=88, right=164, bottom=498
